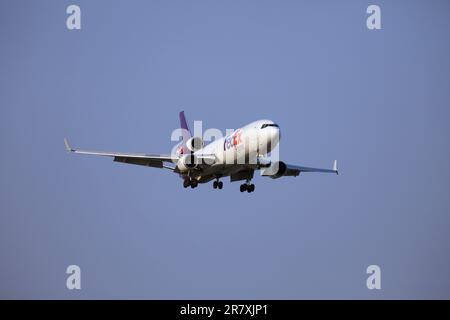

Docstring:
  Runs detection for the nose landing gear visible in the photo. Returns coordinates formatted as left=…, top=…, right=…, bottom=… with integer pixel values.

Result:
left=213, top=178, right=223, bottom=190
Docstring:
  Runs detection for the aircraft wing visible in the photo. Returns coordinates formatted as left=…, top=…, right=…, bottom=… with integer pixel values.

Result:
left=64, top=138, right=178, bottom=169
left=283, top=160, right=338, bottom=176
left=261, top=160, right=338, bottom=178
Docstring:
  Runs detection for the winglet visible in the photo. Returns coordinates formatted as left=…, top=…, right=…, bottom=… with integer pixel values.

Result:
left=64, top=138, right=74, bottom=152
left=333, top=160, right=338, bottom=175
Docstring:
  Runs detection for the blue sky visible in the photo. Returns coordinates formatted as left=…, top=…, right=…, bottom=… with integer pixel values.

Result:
left=1, top=0, right=449, bottom=299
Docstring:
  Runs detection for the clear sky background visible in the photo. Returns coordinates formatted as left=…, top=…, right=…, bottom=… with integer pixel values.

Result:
left=1, top=0, right=449, bottom=299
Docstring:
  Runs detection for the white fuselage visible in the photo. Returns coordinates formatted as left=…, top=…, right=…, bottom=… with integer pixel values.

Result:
left=198, top=119, right=279, bottom=161
left=185, top=120, right=280, bottom=181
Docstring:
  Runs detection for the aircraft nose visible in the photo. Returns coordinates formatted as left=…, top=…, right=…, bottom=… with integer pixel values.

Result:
left=269, top=127, right=281, bottom=145
left=272, top=126, right=280, bottom=137
left=275, top=126, right=281, bottom=141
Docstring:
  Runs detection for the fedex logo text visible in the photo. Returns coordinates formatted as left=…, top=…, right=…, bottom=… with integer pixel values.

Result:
left=224, top=129, right=242, bottom=151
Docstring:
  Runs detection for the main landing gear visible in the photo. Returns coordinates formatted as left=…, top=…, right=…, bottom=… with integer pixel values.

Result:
left=183, top=179, right=198, bottom=189
left=240, top=180, right=255, bottom=193
left=213, top=178, right=223, bottom=190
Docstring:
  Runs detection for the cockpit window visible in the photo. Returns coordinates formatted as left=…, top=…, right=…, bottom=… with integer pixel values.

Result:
left=261, top=123, right=279, bottom=129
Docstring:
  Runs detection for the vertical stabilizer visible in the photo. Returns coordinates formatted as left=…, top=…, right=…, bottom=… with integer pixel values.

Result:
left=178, top=111, right=192, bottom=154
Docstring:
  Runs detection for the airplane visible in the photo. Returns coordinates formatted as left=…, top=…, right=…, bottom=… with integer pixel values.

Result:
left=64, top=111, right=338, bottom=193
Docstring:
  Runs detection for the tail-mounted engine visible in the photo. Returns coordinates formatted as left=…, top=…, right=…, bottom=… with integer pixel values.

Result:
left=186, top=137, right=204, bottom=152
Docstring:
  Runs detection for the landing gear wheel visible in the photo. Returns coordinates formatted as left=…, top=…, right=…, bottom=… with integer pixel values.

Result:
left=247, top=184, right=255, bottom=193
left=213, top=181, right=218, bottom=189
left=218, top=181, right=223, bottom=189
left=190, top=180, right=198, bottom=189
left=240, top=184, right=247, bottom=192
left=183, top=180, right=190, bottom=188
